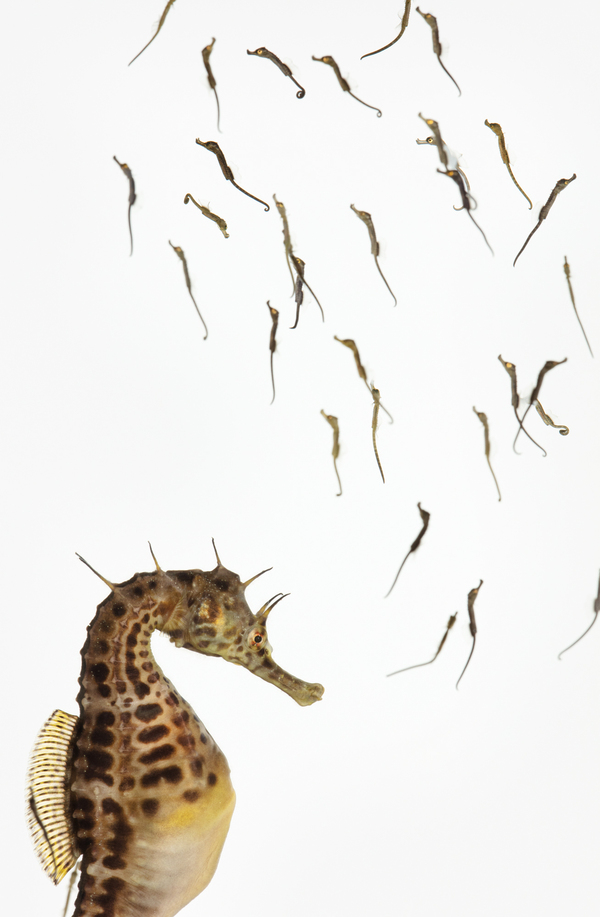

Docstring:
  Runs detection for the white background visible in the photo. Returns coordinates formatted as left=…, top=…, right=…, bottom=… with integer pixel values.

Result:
left=2, top=1, right=600, bottom=914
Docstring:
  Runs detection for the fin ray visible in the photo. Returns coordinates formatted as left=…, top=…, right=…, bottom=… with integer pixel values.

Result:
left=26, top=709, right=79, bottom=884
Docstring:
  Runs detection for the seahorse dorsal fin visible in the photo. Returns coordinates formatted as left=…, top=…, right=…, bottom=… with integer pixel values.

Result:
left=75, top=553, right=116, bottom=591
left=26, top=710, right=79, bottom=885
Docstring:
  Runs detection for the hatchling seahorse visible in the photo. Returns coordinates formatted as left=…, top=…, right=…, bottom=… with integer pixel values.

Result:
left=26, top=544, right=324, bottom=917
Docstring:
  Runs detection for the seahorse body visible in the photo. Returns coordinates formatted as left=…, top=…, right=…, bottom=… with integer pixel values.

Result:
left=28, top=554, right=324, bottom=917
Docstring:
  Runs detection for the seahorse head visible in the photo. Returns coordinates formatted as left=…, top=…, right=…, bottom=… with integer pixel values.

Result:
left=164, top=554, right=324, bottom=708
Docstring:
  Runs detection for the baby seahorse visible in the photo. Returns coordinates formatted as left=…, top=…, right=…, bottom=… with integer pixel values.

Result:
left=113, top=156, right=136, bottom=256
left=311, top=56, right=382, bottom=116
left=416, top=7, right=461, bottom=95
left=350, top=204, right=397, bottom=304
left=273, top=194, right=296, bottom=293
left=266, top=300, right=279, bottom=404
left=361, top=0, right=412, bottom=60
left=513, top=174, right=576, bottom=266
left=386, top=502, right=431, bottom=597
left=387, top=613, right=457, bottom=677
left=129, top=0, right=177, bottom=66
left=195, top=139, right=270, bottom=211
left=563, top=256, right=593, bottom=357
left=558, top=569, right=600, bottom=660
left=246, top=47, right=306, bottom=98
left=370, top=384, right=386, bottom=483
left=436, top=168, right=494, bottom=255
left=484, top=120, right=532, bottom=209
left=472, top=407, right=501, bottom=501
left=456, top=579, right=483, bottom=689
left=320, top=410, right=342, bottom=496
left=201, top=38, right=221, bottom=132
left=26, top=545, right=323, bottom=917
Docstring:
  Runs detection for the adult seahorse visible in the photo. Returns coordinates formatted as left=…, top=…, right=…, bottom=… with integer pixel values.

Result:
left=27, top=545, right=324, bottom=917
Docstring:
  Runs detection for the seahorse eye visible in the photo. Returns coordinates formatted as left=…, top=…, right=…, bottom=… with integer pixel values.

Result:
left=248, top=630, right=265, bottom=649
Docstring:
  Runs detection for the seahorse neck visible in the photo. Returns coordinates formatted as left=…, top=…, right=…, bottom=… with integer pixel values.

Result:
left=76, top=571, right=186, bottom=717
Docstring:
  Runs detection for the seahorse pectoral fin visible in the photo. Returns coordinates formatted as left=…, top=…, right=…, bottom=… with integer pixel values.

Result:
left=26, top=710, right=80, bottom=884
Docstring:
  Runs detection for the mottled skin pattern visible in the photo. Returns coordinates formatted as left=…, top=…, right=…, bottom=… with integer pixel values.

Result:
left=69, top=560, right=323, bottom=917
